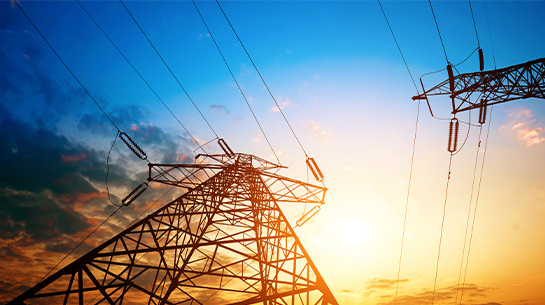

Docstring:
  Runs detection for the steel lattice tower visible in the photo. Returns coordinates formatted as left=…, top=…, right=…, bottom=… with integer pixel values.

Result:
left=413, top=57, right=545, bottom=115
left=8, top=153, right=337, bottom=305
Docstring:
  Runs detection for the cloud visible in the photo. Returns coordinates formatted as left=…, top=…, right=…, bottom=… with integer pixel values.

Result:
left=210, top=104, right=231, bottom=116
left=375, top=283, right=496, bottom=305
left=0, top=11, right=89, bottom=129
left=367, top=278, right=410, bottom=291
left=504, top=108, right=545, bottom=147
left=270, top=97, right=291, bottom=112
left=0, top=112, right=192, bottom=301
left=306, top=120, right=331, bottom=142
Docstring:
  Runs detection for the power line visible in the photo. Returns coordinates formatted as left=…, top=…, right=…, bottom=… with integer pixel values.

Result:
left=14, top=0, right=120, bottom=133
left=191, top=0, right=281, bottom=165
left=431, top=153, right=454, bottom=305
left=215, top=0, right=309, bottom=158
left=483, top=1, right=497, bottom=69
left=459, top=106, right=493, bottom=305
left=454, top=124, right=483, bottom=304
left=76, top=0, right=206, bottom=153
left=36, top=205, right=123, bottom=285
left=119, top=0, right=219, bottom=140
left=377, top=0, right=420, bottom=95
left=106, top=131, right=122, bottom=207
left=375, top=3, right=424, bottom=302
left=428, top=0, right=449, bottom=64
left=468, top=0, right=481, bottom=48
left=394, top=100, right=421, bottom=304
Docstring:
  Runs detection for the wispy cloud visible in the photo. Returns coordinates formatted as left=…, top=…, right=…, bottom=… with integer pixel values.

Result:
left=270, top=97, right=291, bottom=112
left=504, top=108, right=545, bottom=147
left=210, top=104, right=231, bottom=116
left=375, top=283, right=495, bottom=305
left=306, top=120, right=331, bottom=142
left=367, top=278, right=410, bottom=291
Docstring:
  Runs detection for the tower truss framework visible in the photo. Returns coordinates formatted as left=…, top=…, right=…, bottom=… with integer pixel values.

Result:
left=413, top=57, right=545, bottom=115
left=8, top=153, right=337, bottom=305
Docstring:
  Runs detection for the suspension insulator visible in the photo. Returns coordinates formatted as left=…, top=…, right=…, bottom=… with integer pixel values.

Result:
left=218, top=138, right=235, bottom=158
left=120, top=132, right=147, bottom=160
left=478, top=48, right=484, bottom=71
left=296, top=205, right=321, bottom=227
left=122, top=182, right=148, bottom=206
left=306, top=157, right=324, bottom=182
left=447, top=64, right=455, bottom=93
left=448, top=118, right=460, bottom=153
left=478, top=100, right=487, bottom=125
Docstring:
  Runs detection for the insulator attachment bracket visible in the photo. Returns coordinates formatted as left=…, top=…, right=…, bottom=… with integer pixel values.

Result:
left=218, top=138, right=235, bottom=158
left=447, top=118, right=460, bottom=153
left=295, top=205, right=321, bottom=227
left=122, top=182, right=148, bottom=206
left=306, top=157, right=324, bottom=182
left=120, top=132, right=147, bottom=161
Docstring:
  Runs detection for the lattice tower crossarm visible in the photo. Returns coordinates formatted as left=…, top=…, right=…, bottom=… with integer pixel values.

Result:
left=412, top=57, right=545, bottom=114
left=8, top=153, right=337, bottom=305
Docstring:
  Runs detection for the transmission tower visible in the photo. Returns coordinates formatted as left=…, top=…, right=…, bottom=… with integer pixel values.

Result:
left=413, top=57, right=545, bottom=117
left=8, top=153, right=338, bottom=305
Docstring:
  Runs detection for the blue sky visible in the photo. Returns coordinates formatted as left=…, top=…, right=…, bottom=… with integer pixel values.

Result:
left=1, top=1, right=545, bottom=304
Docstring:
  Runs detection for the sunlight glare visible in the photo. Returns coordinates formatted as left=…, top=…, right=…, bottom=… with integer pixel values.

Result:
left=340, top=217, right=366, bottom=247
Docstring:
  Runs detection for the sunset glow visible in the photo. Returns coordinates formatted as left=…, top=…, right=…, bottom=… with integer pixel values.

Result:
left=1, top=1, right=544, bottom=304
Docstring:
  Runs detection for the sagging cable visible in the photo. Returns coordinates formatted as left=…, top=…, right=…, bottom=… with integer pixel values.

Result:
left=218, top=138, right=235, bottom=158
left=120, top=132, right=147, bottom=161
left=448, top=118, right=460, bottom=153
left=122, top=182, right=148, bottom=206
left=306, top=157, right=324, bottom=182
left=295, top=205, right=321, bottom=227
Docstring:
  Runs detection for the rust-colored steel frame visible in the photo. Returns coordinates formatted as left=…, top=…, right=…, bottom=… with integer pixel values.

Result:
left=413, top=57, right=545, bottom=115
left=8, top=153, right=336, bottom=305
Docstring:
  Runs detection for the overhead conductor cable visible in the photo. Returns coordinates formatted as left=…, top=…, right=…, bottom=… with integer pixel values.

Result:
left=120, top=0, right=240, bottom=157
left=192, top=0, right=280, bottom=164
left=215, top=0, right=326, bottom=182
left=377, top=1, right=421, bottom=303
left=77, top=0, right=208, bottom=154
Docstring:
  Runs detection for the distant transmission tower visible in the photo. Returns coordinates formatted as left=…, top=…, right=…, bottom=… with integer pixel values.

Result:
left=8, top=153, right=337, bottom=305
left=413, top=57, right=545, bottom=117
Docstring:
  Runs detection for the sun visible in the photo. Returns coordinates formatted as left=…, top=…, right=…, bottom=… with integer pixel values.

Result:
left=339, top=217, right=366, bottom=247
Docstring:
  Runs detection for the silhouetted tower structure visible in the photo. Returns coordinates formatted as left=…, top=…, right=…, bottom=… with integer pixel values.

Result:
left=413, top=57, right=545, bottom=117
left=8, top=153, right=337, bottom=305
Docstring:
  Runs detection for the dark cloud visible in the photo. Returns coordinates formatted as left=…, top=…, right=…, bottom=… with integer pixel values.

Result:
left=77, top=104, right=146, bottom=136
left=0, top=278, right=30, bottom=302
left=0, top=189, right=88, bottom=246
left=0, top=18, right=88, bottom=129
left=0, top=114, right=100, bottom=196
left=0, top=2, right=25, bottom=31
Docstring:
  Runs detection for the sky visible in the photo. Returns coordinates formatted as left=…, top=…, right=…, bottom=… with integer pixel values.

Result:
left=1, top=0, right=544, bottom=304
